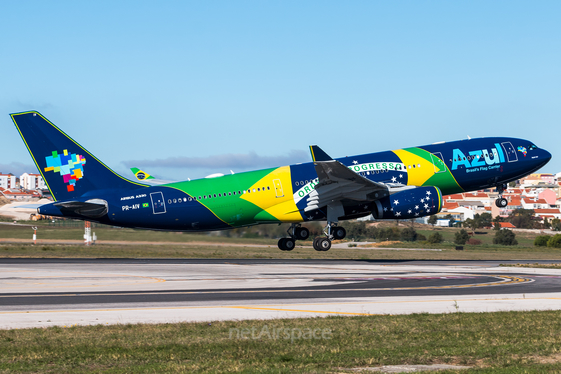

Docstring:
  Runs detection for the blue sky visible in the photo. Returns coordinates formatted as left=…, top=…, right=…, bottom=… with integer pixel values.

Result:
left=1, top=1, right=560, bottom=180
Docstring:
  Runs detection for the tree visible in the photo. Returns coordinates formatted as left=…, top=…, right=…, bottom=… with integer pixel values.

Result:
left=492, top=215, right=502, bottom=231
left=551, top=218, right=561, bottom=232
left=464, top=213, right=493, bottom=233
left=427, top=215, right=438, bottom=227
left=508, top=209, right=537, bottom=229
left=400, top=227, right=418, bottom=242
left=454, top=229, right=469, bottom=245
left=428, top=232, right=443, bottom=244
left=534, top=235, right=550, bottom=247
left=547, top=234, right=561, bottom=248
left=493, top=229, right=518, bottom=245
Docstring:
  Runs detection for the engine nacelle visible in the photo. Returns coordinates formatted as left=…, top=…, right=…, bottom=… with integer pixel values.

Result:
left=372, top=186, right=442, bottom=220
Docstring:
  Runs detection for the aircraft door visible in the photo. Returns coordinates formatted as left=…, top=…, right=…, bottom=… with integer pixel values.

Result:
left=273, top=179, right=284, bottom=198
left=430, top=152, right=447, bottom=173
left=150, top=192, right=166, bottom=214
left=501, top=142, right=518, bottom=162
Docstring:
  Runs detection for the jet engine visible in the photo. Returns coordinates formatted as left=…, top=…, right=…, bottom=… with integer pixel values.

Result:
left=372, top=186, right=442, bottom=220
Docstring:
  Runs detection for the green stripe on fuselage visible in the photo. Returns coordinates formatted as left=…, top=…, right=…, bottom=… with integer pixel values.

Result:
left=163, top=168, right=277, bottom=227
left=406, top=147, right=464, bottom=195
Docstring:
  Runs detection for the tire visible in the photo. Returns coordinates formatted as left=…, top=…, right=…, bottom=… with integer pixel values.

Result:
left=295, top=227, right=310, bottom=240
left=318, top=237, right=331, bottom=251
left=284, top=238, right=295, bottom=251
left=313, top=237, right=322, bottom=251
left=495, top=198, right=508, bottom=208
left=332, top=227, right=346, bottom=240
left=278, top=238, right=287, bottom=251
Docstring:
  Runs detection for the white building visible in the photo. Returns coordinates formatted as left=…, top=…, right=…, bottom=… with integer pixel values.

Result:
left=19, top=173, right=46, bottom=190
left=0, top=173, right=17, bottom=189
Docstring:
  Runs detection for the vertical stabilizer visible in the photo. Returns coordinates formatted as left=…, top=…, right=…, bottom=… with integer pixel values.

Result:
left=11, top=111, right=146, bottom=201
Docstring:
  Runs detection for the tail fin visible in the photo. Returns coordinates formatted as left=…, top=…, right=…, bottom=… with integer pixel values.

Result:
left=11, top=111, right=147, bottom=201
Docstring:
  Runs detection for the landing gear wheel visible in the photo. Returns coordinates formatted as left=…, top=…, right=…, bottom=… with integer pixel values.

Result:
left=313, top=237, right=322, bottom=251
left=313, top=237, right=331, bottom=251
left=332, top=227, right=346, bottom=240
left=278, top=238, right=295, bottom=251
left=495, top=198, right=508, bottom=208
left=284, top=238, right=295, bottom=251
left=294, top=227, right=310, bottom=240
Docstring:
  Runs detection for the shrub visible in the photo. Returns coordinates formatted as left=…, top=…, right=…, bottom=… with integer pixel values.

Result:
left=467, top=238, right=482, bottom=245
left=454, top=229, right=469, bottom=245
left=400, top=227, right=418, bottom=242
left=417, top=233, right=427, bottom=241
left=493, top=230, right=518, bottom=246
left=547, top=234, right=561, bottom=248
left=534, top=235, right=550, bottom=247
left=427, top=232, right=443, bottom=244
left=377, top=227, right=402, bottom=241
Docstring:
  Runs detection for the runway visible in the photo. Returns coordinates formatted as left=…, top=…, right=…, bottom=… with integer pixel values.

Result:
left=1, top=258, right=560, bottom=329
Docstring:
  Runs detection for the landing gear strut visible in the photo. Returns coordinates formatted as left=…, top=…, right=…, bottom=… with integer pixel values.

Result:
left=312, top=222, right=346, bottom=251
left=495, top=183, right=508, bottom=208
left=277, top=224, right=310, bottom=251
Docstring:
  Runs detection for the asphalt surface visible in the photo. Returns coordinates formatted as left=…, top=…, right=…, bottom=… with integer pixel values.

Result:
left=1, top=258, right=560, bottom=328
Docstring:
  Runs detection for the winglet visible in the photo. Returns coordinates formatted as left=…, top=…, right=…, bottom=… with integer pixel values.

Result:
left=309, top=145, right=333, bottom=162
left=130, top=167, right=155, bottom=182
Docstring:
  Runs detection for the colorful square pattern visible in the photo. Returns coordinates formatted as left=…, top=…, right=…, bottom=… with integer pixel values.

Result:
left=44, top=149, right=86, bottom=192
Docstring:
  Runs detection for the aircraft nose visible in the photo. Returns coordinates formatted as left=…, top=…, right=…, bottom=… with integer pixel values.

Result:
left=536, top=148, right=552, bottom=169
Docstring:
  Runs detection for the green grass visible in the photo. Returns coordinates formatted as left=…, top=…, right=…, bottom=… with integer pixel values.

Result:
left=1, top=311, right=561, bottom=373
left=1, top=223, right=561, bottom=260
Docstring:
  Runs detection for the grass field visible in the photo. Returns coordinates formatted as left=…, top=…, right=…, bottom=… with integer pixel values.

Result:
left=1, top=222, right=561, bottom=260
left=1, top=311, right=561, bottom=373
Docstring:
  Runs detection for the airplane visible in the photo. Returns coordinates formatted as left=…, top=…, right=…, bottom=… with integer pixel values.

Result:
left=11, top=111, right=552, bottom=251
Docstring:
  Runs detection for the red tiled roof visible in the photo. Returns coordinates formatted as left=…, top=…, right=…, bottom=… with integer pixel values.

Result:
left=443, top=202, right=459, bottom=209
left=444, top=194, right=464, bottom=200
left=522, top=198, right=548, bottom=204
left=463, top=192, right=489, bottom=198
left=500, top=222, right=516, bottom=228
left=534, top=209, right=561, bottom=214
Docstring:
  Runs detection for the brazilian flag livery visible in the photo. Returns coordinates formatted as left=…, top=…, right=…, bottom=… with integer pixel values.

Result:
left=11, top=111, right=551, bottom=234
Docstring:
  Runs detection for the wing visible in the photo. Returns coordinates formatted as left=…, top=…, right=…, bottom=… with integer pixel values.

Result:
left=304, top=160, right=390, bottom=213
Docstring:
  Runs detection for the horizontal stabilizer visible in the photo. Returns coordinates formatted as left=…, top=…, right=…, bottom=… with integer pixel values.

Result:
left=53, top=199, right=108, bottom=218
left=309, top=145, right=333, bottom=162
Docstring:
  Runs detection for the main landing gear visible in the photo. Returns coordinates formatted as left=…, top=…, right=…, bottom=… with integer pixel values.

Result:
left=277, top=222, right=347, bottom=252
left=312, top=222, right=346, bottom=252
left=495, top=183, right=508, bottom=208
left=277, top=224, right=310, bottom=251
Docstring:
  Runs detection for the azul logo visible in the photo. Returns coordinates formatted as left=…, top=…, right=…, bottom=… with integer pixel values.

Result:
left=451, top=143, right=505, bottom=170
left=44, top=149, right=86, bottom=192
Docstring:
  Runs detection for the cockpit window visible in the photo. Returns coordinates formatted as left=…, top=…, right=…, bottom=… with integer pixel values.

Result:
left=528, top=144, right=538, bottom=150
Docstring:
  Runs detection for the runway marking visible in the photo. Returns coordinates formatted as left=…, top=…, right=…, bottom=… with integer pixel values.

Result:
left=0, top=274, right=533, bottom=299
left=228, top=306, right=373, bottom=315
left=2, top=296, right=561, bottom=316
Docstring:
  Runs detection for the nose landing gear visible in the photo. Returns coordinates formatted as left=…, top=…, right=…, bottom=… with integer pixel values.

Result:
left=495, top=183, right=508, bottom=208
